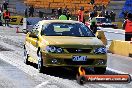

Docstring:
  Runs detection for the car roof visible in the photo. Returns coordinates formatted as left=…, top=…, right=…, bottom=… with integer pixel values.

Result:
left=39, top=20, right=81, bottom=25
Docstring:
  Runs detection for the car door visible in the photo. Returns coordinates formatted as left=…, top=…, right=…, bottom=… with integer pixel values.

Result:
left=28, top=24, right=39, bottom=63
left=25, top=32, right=31, bottom=55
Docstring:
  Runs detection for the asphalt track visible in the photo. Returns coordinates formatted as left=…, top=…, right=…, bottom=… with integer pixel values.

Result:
left=0, top=26, right=132, bottom=88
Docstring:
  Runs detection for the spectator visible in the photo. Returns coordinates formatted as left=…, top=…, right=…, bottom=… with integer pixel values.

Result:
left=93, top=5, right=98, bottom=11
left=64, top=6, right=68, bottom=14
left=0, top=5, right=2, bottom=12
left=105, top=11, right=110, bottom=20
left=93, top=10, right=98, bottom=17
left=2, top=1, right=8, bottom=11
left=0, top=10, right=2, bottom=26
left=110, top=11, right=116, bottom=22
left=121, top=11, right=128, bottom=19
left=98, top=5, right=102, bottom=11
left=101, top=10, right=105, bottom=17
left=101, top=5, right=106, bottom=11
left=90, top=13, right=97, bottom=34
left=78, top=6, right=85, bottom=24
left=24, top=8, right=28, bottom=18
left=59, top=11, right=67, bottom=20
left=52, top=9, right=55, bottom=14
left=38, top=11, right=44, bottom=18
left=57, top=7, right=62, bottom=18
left=89, top=12, right=94, bottom=20
left=90, top=0, right=95, bottom=5
left=98, top=12, right=103, bottom=17
left=66, top=11, right=71, bottom=20
left=29, top=5, right=34, bottom=17
left=3, top=10, right=10, bottom=26
left=123, top=13, right=132, bottom=41
left=124, top=11, right=128, bottom=19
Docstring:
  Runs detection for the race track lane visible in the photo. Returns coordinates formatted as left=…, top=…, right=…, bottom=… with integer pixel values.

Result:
left=0, top=59, right=39, bottom=88
left=108, top=53, right=132, bottom=74
left=0, top=26, right=132, bottom=88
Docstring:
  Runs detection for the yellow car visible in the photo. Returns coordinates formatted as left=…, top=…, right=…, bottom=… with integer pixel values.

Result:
left=24, top=20, right=107, bottom=73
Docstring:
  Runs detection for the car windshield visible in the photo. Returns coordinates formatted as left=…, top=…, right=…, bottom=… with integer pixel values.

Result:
left=41, top=23, right=95, bottom=37
left=96, top=18, right=111, bottom=23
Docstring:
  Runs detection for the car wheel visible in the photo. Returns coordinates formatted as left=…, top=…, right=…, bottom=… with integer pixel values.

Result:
left=22, top=29, right=28, bottom=34
left=37, top=51, right=44, bottom=73
left=77, top=76, right=86, bottom=85
left=24, top=47, right=29, bottom=65
left=94, top=67, right=106, bottom=74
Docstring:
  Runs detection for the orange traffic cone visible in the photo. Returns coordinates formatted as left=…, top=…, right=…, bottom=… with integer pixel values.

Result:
left=16, top=27, right=19, bottom=33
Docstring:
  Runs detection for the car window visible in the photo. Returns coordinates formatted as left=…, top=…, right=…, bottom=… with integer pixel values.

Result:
left=41, top=23, right=95, bottom=37
left=27, top=17, right=43, bottom=25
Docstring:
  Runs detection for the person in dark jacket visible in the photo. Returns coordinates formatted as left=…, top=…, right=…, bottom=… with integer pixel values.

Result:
left=2, top=1, right=8, bottom=11
left=105, top=11, right=110, bottom=20
left=0, top=10, right=2, bottom=26
left=66, top=11, right=71, bottom=20
left=24, top=8, right=28, bottom=18
left=110, top=11, right=116, bottom=22
left=90, top=13, right=97, bottom=34
left=29, top=5, right=34, bottom=17
left=57, top=7, right=62, bottom=18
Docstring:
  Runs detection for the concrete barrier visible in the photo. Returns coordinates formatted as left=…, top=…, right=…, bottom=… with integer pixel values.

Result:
left=129, top=42, right=132, bottom=57
left=96, top=30, right=107, bottom=45
left=98, top=27, right=132, bottom=57
left=109, top=40, right=132, bottom=57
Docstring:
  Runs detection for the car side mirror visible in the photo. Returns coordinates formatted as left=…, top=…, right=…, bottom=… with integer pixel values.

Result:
left=97, top=35, right=101, bottom=39
left=29, top=33, right=38, bottom=38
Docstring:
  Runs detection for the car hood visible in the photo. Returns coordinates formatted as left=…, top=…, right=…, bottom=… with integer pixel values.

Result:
left=42, top=36, right=103, bottom=46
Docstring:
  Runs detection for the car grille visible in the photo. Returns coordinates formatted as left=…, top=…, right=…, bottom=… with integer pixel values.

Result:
left=64, top=59, right=95, bottom=65
left=66, top=48, right=92, bottom=53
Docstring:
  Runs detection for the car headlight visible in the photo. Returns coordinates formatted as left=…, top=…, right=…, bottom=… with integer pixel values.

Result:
left=46, top=46, right=63, bottom=53
left=94, top=47, right=107, bottom=54
left=114, top=24, right=118, bottom=27
left=56, top=48, right=63, bottom=53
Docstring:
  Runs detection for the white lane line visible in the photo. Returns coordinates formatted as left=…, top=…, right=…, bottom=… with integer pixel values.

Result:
left=108, top=53, right=132, bottom=61
left=99, top=84, right=116, bottom=88
left=107, top=67, right=132, bottom=76
left=107, top=67, right=129, bottom=74
left=35, top=81, right=49, bottom=88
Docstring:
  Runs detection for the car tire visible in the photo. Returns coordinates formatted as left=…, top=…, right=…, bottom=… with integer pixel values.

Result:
left=37, top=51, right=44, bottom=73
left=24, top=47, right=29, bottom=65
left=22, top=29, right=28, bottom=34
left=94, top=67, right=106, bottom=74
left=77, top=76, right=86, bottom=85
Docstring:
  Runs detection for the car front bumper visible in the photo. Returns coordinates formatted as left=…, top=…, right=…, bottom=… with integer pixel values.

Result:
left=41, top=52, right=107, bottom=67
